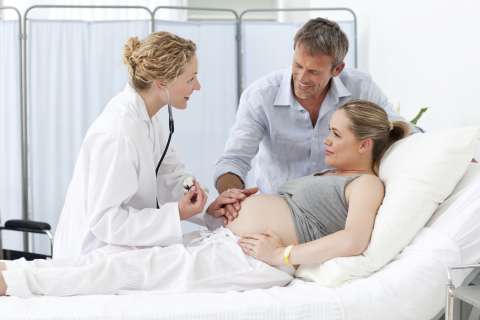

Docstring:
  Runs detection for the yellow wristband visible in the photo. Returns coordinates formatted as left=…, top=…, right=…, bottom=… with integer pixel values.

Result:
left=283, top=245, right=294, bottom=266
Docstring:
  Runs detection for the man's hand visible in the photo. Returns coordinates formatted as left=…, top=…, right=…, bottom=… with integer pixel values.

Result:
left=207, top=187, right=258, bottom=225
left=178, top=181, right=208, bottom=220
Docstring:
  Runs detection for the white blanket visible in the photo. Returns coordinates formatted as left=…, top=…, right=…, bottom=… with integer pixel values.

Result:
left=0, top=227, right=459, bottom=320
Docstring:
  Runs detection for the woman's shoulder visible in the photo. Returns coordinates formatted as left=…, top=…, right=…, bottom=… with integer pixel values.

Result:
left=84, top=110, right=139, bottom=150
left=88, top=109, right=136, bottom=141
left=345, top=174, right=385, bottom=206
left=95, top=94, right=147, bottom=138
left=350, top=174, right=384, bottom=192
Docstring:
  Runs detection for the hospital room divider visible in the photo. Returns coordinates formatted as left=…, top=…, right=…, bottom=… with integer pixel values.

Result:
left=0, top=6, right=26, bottom=253
left=0, top=4, right=357, bottom=256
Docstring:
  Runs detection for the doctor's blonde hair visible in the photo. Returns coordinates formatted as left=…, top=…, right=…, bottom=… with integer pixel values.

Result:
left=123, top=32, right=196, bottom=91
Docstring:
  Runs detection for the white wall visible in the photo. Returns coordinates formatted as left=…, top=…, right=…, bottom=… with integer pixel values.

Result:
left=309, top=0, right=480, bottom=138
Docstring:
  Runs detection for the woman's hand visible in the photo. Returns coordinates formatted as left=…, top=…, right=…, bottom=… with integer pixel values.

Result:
left=207, top=187, right=258, bottom=225
left=178, top=181, right=208, bottom=220
left=238, top=230, right=285, bottom=266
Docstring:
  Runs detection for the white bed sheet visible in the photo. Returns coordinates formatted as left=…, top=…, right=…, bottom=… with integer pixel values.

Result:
left=0, top=227, right=460, bottom=320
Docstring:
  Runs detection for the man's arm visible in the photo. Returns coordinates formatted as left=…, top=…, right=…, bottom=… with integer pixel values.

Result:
left=215, top=172, right=245, bottom=193
left=214, top=90, right=267, bottom=192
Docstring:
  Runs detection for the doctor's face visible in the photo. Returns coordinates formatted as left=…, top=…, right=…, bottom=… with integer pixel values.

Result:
left=291, top=44, right=344, bottom=101
left=323, top=110, right=362, bottom=169
left=167, top=54, right=201, bottom=109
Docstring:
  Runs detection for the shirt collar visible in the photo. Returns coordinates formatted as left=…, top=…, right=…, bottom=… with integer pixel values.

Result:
left=273, top=69, right=352, bottom=109
left=273, top=69, right=295, bottom=107
left=123, top=82, right=151, bottom=122
left=330, top=75, right=351, bottom=102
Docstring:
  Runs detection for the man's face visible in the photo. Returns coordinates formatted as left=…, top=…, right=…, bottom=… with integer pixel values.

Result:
left=291, top=44, right=343, bottom=101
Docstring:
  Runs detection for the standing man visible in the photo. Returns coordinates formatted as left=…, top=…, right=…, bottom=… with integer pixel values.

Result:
left=212, top=17, right=409, bottom=221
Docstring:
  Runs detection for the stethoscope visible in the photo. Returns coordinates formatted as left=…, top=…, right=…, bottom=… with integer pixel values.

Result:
left=155, top=89, right=174, bottom=209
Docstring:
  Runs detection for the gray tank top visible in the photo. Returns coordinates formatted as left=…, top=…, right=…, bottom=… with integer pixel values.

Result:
left=278, top=173, right=359, bottom=244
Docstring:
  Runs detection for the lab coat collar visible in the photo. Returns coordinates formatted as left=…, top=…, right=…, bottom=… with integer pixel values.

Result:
left=123, top=83, right=151, bottom=122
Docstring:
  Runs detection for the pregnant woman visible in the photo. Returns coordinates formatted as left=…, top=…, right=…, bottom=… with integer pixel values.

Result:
left=0, top=100, right=409, bottom=297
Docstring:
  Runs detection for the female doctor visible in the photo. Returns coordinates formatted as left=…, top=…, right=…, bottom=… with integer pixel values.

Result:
left=53, top=32, right=239, bottom=259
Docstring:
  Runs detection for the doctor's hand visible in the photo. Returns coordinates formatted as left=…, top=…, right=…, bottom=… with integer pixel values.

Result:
left=206, top=187, right=258, bottom=225
left=178, top=181, right=208, bottom=220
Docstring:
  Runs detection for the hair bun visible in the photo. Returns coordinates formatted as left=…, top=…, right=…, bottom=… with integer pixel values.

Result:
left=122, top=36, right=141, bottom=67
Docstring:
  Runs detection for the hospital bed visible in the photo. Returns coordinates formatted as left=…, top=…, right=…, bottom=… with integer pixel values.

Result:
left=0, top=163, right=479, bottom=319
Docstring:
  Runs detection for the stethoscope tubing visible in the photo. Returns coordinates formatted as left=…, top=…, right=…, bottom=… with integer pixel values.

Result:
left=155, top=104, right=174, bottom=209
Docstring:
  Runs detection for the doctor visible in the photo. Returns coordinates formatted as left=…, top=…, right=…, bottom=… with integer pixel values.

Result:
left=53, top=32, right=230, bottom=259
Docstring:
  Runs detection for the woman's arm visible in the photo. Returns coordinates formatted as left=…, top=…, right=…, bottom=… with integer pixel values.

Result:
left=239, top=175, right=385, bottom=266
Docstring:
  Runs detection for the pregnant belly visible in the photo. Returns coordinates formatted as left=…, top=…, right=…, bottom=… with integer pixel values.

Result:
left=226, top=194, right=299, bottom=245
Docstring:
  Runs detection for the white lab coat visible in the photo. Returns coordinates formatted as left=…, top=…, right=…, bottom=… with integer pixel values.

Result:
left=53, top=84, right=191, bottom=259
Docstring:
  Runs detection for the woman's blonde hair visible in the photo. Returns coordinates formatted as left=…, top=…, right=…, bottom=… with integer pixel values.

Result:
left=339, top=99, right=410, bottom=171
left=123, top=32, right=196, bottom=91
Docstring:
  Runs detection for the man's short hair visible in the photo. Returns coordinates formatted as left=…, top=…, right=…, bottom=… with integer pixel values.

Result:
left=294, top=17, right=349, bottom=66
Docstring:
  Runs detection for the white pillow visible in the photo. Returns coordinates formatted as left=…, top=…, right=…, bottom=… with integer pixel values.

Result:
left=428, top=164, right=480, bottom=265
left=427, top=162, right=480, bottom=226
left=295, top=127, right=480, bottom=286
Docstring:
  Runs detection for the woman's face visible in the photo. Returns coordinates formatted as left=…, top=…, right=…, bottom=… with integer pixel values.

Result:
left=324, top=109, right=363, bottom=169
left=166, top=54, right=201, bottom=109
